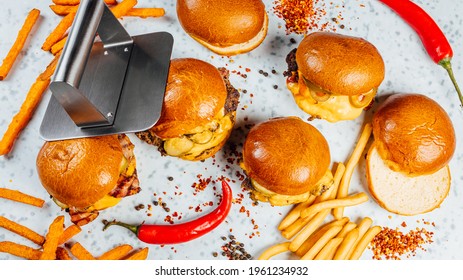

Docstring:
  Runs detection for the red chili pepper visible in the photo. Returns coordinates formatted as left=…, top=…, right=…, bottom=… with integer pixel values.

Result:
left=103, top=180, right=232, bottom=244
left=379, top=0, right=463, bottom=107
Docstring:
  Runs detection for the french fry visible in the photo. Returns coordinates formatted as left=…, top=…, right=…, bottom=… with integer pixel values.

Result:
left=50, top=36, right=67, bottom=56
left=257, top=242, right=291, bottom=260
left=49, top=5, right=78, bottom=16
left=56, top=247, right=72, bottom=260
left=40, top=216, right=65, bottom=260
left=0, top=78, right=50, bottom=156
left=42, top=12, right=76, bottom=51
left=52, top=0, right=118, bottom=5
left=39, top=52, right=61, bottom=81
left=300, top=193, right=369, bottom=219
left=58, top=224, right=81, bottom=245
left=333, top=228, right=359, bottom=260
left=349, top=226, right=381, bottom=260
left=314, top=237, right=343, bottom=260
left=69, top=242, right=95, bottom=260
left=336, top=222, right=357, bottom=238
left=346, top=217, right=373, bottom=259
left=314, top=162, right=346, bottom=204
left=111, top=0, right=138, bottom=18
left=278, top=196, right=316, bottom=231
left=0, top=216, right=45, bottom=246
left=300, top=225, right=343, bottom=260
left=333, top=123, right=372, bottom=219
left=0, top=9, right=40, bottom=81
left=288, top=209, right=330, bottom=252
left=97, top=244, right=133, bottom=260
left=0, top=241, right=41, bottom=260
left=0, top=188, right=45, bottom=207
left=127, top=8, right=165, bottom=18
left=123, top=247, right=149, bottom=260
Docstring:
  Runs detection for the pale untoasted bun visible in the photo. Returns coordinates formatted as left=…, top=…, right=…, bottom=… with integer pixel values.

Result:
left=366, top=145, right=450, bottom=215
left=296, top=32, right=385, bottom=96
left=152, top=58, right=228, bottom=139
left=242, top=117, right=331, bottom=196
left=36, top=135, right=123, bottom=208
left=176, top=0, right=268, bottom=55
left=372, top=93, right=456, bottom=176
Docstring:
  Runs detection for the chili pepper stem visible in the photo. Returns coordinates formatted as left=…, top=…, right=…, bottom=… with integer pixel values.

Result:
left=439, top=58, right=463, bottom=108
left=103, top=220, right=139, bottom=235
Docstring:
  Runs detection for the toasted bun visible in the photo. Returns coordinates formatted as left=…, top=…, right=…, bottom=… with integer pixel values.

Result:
left=152, top=58, right=228, bottom=139
left=176, top=0, right=268, bottom=55
left=242, top=117, right=330, bottom=195
left=367, top=145, right=450, bottom=215
left=36, top=136, right=123, bottom=208
left=372, top=93, right=456, bottom=176
left=296, top=32, right=385, bottom=96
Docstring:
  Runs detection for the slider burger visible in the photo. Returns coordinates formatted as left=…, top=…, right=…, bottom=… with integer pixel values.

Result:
left=240, top=117, right=334, bottom=206
left=367, top=94, right=456, bottom=215
left=285, top=32, right=385, bottom=122
left=135, top=58, right=239, bottom=161
left=176, top=0, right=268, bottom=56
left=36, top=134, right=140, bottom=226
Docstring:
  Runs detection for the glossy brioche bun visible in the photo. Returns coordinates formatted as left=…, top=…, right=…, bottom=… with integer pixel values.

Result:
left=372, top=93, right=456, bottom=176
left=152, top=58, right=228, bottom=139
left=242, top=117, right=330, bottom=195
left=296, top=32, right=385, bottom=96
left=36, top=135, right=123, bottom=208
left=176, top=0, right=268, bottom=55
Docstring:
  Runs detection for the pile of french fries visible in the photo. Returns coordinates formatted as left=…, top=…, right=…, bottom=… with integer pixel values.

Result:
left=259, top=123, right=381, bottom=260
left=0, top=0, right=165, bottom=156
left=0, top=187, right=148, bottom=260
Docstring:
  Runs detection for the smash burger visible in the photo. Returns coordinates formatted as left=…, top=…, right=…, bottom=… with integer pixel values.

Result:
left=36, top=134, right=140, bottom=226
left=285, top=32, right=385, bottom=122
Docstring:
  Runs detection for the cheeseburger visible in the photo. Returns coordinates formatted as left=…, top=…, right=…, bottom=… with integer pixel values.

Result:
left=136, top=58, right=240, bottom=161
left=367, top=94, right=456, bottom=215
left=176, top=0, right=268, bottom=56
left=240, top=117, right=333, bottom=206
left=36, top=134, right=140, bottom=226
left=285, top=32, right=385, bottom=122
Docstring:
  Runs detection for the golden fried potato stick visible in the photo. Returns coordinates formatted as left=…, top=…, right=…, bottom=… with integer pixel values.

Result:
left=288, top=209, right=330, bottom=251
left=333, top=228, right=359, bottom=260
left=0, top=9, right=40, bottom=81
left=42, top=12, right=76, bottom=51
left=0, top=216, right=45, bottom=246
left=346, top=217, right=373, bottom=259
left=333, top=123, right=372, bottom=219
left=0, top=241, right=41, bottom=260
left=58, top=224, right=81, bottom=245
left=314, top=162, right=346, bottom=204
left=278, top=196, right=316, bottom=231
left=0, top=188, right=45, bottom=207
left=97, top=244, right=133, bottom=260
left=257, top=242, right=291, bottom=260
left=127, top=8, right=165, bottom=18
left=123, top=247, right=149, bottom=260
left=40, top=216, right=65, bottom=260
left=314, top=237, right=343, bottom=260
left=300, top=225, right=343, bottom=260
left=111, top=0, right=138, bottom=18
left=349, top=226, right=381, bottom=260
left=52, top=0, right=117, bottom=5
left=69, top=242, right=95, bottom=260
left=56, top=247, right=73, bottom=260
left=300, top=193, right=369, bottom=219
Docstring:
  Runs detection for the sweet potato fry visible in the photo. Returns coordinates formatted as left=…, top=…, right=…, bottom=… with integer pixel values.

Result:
left=0, top=241, right=41, bottom=260
left=0, top=9, right=40, bottom=81
left=69, top=242, right=95, bottom=260
left=56, top=247, right=73, bottom=260
left=0, top=188, right=45, bottom=207
left=0, top=78, right=50, bottom=156
left=49, top=5, right=78, bottom=16
left=42, top=12, right=76, bottom=51
left=40, top=216, right=65, bottom=260
left=39, top=52, right=61, bottom=81
left=50, top=36, right=67, bottom=56
left=52, top=0, right=117, bottom=5
left=58, top=224, right=81, bottom=245
left=0, top=216, right=45, bottom=246
left=123, top=247, right=149, bottom=260
left=97, top=244, right=133, bottom=260
left=111, top=0, right=138, bottom=18
left=127, top=8, right=165, bottom=18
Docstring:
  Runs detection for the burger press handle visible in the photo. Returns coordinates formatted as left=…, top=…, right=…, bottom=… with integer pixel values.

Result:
left=39, top=0, right=173, bottom=141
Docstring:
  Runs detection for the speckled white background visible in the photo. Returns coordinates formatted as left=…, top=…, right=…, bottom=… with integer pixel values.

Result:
left=0, top=0, right=462, bottom=260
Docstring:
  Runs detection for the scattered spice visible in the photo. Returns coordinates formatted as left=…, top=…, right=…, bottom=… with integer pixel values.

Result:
left=218, top=235, right=253, bottom=260
left=134, top=204, right=145, bottom=211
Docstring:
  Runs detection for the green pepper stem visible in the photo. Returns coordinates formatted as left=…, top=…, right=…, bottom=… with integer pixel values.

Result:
left=439, top=58, right=463, bottom=108
left=103, top=220, right=139, bottom=235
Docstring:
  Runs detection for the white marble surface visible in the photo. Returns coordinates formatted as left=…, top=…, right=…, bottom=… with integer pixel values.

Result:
left=0, top=0, right=462, bottom=260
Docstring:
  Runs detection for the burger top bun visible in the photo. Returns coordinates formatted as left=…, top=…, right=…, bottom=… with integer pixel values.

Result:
left=36, top=135, right=123, bottom=208
left=152, top=58, right=228, bottom=139
left=176, top=0, right=267, bottom=55
left=372, top=93, right=456, bottom=176
left=242, top=117, right=330, bottom=195
left=296, top=32, right=385, bottom=96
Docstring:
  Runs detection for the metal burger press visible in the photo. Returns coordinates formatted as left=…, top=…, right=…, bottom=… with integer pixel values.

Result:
left=40, top=0, right=173, bottom=141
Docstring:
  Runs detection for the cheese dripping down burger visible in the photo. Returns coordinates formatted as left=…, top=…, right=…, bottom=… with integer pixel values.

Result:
left=135, top=58, right=240, bottom=161
left=366, top=94, right=456, bottom=215
left=240, top=117, right=334, bottom=206
left=36, top=134, right=140, bottom=226
left=176, top=0, right=268, bottom=56
left=285, top=32, right=385, bottom=122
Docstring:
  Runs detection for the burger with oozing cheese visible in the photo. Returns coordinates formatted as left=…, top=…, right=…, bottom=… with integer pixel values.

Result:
left=36, top=134, right=140, bottom=226
left=135, top=58, right=239, bottom=161
left=240, top=117, right=334, bottom=206
left=285, top=32, right=385, bottom=122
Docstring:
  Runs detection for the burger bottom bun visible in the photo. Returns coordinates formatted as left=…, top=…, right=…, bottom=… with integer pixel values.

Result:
left=189, top=13, right=268, bottom=56
left=366, top=144, right=450, bottom=216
